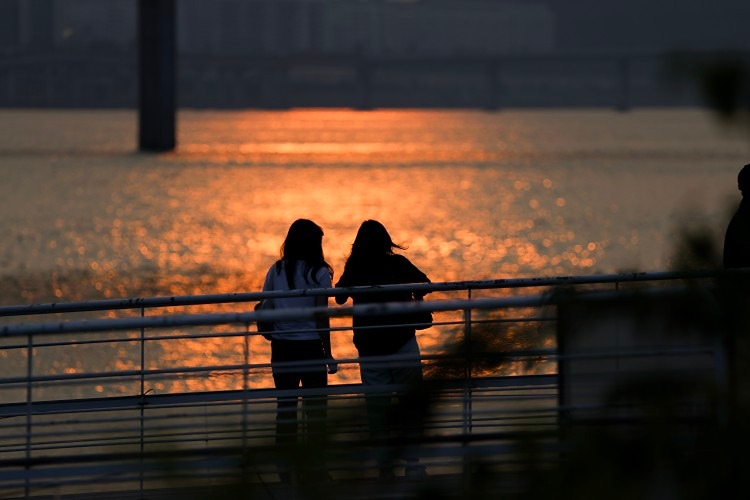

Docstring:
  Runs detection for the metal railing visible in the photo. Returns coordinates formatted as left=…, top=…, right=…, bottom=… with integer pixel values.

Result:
left=0, top=270, right=733, bottom=499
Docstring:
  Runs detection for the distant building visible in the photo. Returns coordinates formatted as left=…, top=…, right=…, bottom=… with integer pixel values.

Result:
left=179, top=0, right=270, bottom=55
left=179, top=0, right=312, bottom=55
left=179, top=0, right=555, bottom=56
left=0, top=0, right=22, bottom=53
left=308, top=1, right=383, bottom=54
left=3, top=0, right=749, bottom=58
left=55, top=0, right=135, bottom=52
left=0, top=0, right=135, bottom=53
left=378, top=0, right=555, bottom=55
left=542, top=0, right=750, bottom=52
left=1, top=0, right=742, bottom=109
left=19, top=0, right=56, bottom=52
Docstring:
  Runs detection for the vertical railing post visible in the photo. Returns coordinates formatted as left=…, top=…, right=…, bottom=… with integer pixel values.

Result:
left=242, top=324, right=250, bottom=453
left=463, top=289, right=473, bottom=435
left=715, top=325, right=731, bottom=427
left=140, top=306, right=146, bottom=495
left=616, top=279, right=622, bottom=345
left=25, top=333, right=33, bottom=498
left=460, top=289, right=474, bottom=488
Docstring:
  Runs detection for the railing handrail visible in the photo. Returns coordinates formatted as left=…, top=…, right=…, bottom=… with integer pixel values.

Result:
left=0, top=270, right=731, bottom=496
left=0, top=294, right=547, bottom=337
left=0, top=269, right=727, bottom=318
left=0, top=284, right=704, bottom=338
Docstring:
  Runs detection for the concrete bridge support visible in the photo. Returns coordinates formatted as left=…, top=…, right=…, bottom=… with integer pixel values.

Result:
left=138, top=0, right=176, bottom=152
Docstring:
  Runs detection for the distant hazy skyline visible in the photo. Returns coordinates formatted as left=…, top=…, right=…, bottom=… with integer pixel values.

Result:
left=0, top=0, right=745, bottom=108
left=1, top=0, right=749, bottom=56
left=543, top=0, right=750, bottom=52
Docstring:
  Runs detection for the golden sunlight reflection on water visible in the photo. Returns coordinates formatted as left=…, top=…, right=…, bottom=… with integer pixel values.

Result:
left=0, top=108, right=746, bottom=395
left=120, top=161, right=577, bottom=389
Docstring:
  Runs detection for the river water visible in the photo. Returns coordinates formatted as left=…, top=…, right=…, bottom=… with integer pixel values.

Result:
left=0, top=108, right=747, bottom=394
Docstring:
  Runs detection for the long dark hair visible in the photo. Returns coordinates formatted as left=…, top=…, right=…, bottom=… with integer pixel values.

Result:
left=276, top=219, right=333, bottom=290
left=347, top=220, right=406, bottom=262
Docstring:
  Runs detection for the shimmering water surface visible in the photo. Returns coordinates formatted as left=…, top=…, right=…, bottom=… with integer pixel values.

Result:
left=0, top=108, right=747, bottom=393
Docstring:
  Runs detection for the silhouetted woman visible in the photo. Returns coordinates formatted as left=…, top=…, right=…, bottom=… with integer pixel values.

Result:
left=262, top=219, right=336, bottom=480
left=335, top=220, right=430, bottom=477
left=724, top=164, right=750, bottom=268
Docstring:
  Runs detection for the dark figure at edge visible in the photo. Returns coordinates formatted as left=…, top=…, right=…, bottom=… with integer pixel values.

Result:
left=724, top=164, right=750, bottom=269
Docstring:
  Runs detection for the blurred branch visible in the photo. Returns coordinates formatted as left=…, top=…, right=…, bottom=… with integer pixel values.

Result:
left=665, top=50, right=750, bottom=131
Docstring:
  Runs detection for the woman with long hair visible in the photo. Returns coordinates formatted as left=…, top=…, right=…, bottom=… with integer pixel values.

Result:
left=261, top=219, right=336, bottom=480
left=335, top=219, right=430, bottom=477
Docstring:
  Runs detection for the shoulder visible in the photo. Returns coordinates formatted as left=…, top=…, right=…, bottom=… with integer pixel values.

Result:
left=391, top=253, right=417, bottom=268
left=314, top=265, right=333, bottom=287
left=267, top=261, right=283, bottom=276
left=336, top=259, right=360, bottom=285
left=391, top=254, right=429, bottom=282
left=263, top=261, right=282, bottom=290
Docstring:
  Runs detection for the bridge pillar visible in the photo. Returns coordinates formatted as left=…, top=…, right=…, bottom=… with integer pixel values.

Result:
left=138, top=0, right=176, bottom=152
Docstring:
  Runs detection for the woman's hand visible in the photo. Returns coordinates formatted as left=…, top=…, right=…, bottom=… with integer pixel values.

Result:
left=327, top=359, right=338, bottom=374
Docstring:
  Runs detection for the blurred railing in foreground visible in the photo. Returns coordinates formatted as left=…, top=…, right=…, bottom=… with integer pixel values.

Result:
left=0, top=270, right=740, bottom=499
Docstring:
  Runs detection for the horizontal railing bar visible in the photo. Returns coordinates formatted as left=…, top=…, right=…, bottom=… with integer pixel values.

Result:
left=0, top=394, right=555, bottom=432
left=0, top=317, right=465, bottom=351
left=19, top=416, right=556, bottom=452
left=0, top=390, right=555, bottom=419
left=1, top=408, right=559, bottom=444
left=1, top=324, right=349, bottom=350
left=0, top=407, right=557, bottom=447
left=0, top=374, right=558, bottom=417
left=0, top=294, right=552, bottom=337
left=2, top=342, right=703, bottom=390
left=0, top=270, right=729, bottom=318
left=0, top=391, right=558, bottom=432
left=0, top=429, right=564, bottom=470
left=0, top=329, right=254, bottom=351
left=0, top=317, right=545, bottom=354
left=0, top=283, right=713, bottom=338
left=3, top=419, right=546, bottom=447
left=0, top=347, right=557, bottom=388
left=1, top=314, right=544, bottom=352
left=2, top=413, right=561, bottom=455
